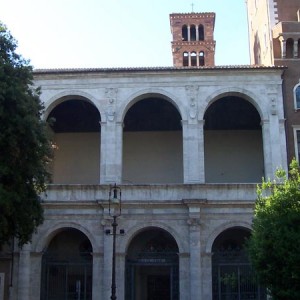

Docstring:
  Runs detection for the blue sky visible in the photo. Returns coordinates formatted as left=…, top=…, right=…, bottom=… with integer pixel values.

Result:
left=1, top=0, right=250, bottom=69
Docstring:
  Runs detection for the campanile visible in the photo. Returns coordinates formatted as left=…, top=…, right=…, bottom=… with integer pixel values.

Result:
left=170, top=12, right=216, bottom=67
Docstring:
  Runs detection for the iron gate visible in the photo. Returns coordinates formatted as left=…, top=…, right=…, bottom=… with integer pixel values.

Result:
left=41, top=259, right=92, bottom=300
left=212, top=250, right=266, bottom=300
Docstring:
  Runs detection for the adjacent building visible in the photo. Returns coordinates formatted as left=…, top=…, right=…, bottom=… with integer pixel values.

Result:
left=246, top=0, right=300, bottom=163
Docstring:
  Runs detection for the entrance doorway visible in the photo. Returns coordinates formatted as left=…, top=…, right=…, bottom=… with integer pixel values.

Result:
left=41, top=228, right=93, bottom=300
left=125, top=228, right=179, bottom=300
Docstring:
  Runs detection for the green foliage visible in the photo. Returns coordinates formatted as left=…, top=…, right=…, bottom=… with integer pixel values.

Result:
left=247, top=159, right=300, bottom=300
left=0, top=22, right=52, bottom=246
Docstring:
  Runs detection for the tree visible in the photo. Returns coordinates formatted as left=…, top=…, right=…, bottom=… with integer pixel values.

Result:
left=247, top=159, right=300, bottom=300
left=0, top=22, right=52, bottom=246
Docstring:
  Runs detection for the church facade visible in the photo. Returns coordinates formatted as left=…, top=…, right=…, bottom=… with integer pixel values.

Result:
left=0, top=7, right=294, bottom=300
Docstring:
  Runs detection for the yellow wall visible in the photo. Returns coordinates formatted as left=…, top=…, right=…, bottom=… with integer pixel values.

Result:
left=51, top=132, right=100, bottom=184
left=123, top=131, right=183, bottom=184
left=205, top=130, right=264, bottom=183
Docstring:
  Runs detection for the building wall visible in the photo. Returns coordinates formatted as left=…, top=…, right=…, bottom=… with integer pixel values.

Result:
left=3, top=67, right=287, bottom=300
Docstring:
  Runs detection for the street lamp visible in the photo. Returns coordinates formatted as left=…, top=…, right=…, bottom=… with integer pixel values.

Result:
left=108, top=183, right=122, bottom=300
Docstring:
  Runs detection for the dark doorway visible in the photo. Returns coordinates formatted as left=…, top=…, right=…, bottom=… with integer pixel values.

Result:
left=212, top=227, right=266, bottom=300
left=41, top=228, right=93, bottom=300
left=125, top=228, right=179, bottom=300
left=147, top=274, right=170, bottom=300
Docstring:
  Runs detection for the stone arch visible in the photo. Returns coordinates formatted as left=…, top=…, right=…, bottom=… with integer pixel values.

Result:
left=44, top=90, right=103, bottom=121
left=34, top=222, right=97, bottom=253
left=122, top=91, right=184, bottom=184
left=205, top=221, right=252, bottom=254
left=124, top=225, right=180, bottom=300
left=120, top=222, right=186, bottom=254
left=119, top=89, right=185, bottom=123
left=200, top=87, right=265, bottom=121
left=39, top=225, right=94, bottom=300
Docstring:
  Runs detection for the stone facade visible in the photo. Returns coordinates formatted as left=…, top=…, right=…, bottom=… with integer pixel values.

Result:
left=0, top=66, right=288, bottom=300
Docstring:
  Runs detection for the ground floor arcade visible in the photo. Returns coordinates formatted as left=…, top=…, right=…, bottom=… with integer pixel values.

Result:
left=0, top=184, right=267, bottom=300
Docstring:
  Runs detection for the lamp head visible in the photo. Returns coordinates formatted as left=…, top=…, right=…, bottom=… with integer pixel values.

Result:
left=109, top=183, right=122, bottom=217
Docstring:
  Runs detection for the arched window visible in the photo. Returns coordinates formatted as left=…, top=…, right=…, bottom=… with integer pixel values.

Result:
left=190, top=25, right=196, bottom=41
left=199, top=51, right=205, bottom=66
left=182, top=25, right=188, bottom=41
left=183, top=52, right=189, bottom=66
left=294, top=83, right=300, bottom=109
left=286, top=38, right=294, bottom=58
left=198, top=24, right=204, bottom=41
left=191, top=52, right=197, bottom=66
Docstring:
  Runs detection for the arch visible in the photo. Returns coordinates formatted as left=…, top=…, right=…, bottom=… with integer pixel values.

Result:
left=205, top=221, right=252, bottom=254
left=183, top=51, right=189, bottom=66
left=198, top=24, right=204, bottom=41
left=286, top=38, right=294, bottom=58
left=34, top=222, right=97, bottom=253
left=211, top=226, right=266, bottom=299
left=120, top=223, right=186, bottom=254
left=125, top=226, right=180, bottom=300
left=182, top=25, right=188, bottom=41
left=119, top=89, right=185, bottom=123
left=40, top=227, right=93, bottom=300
left=201, top=87, right=265, bottom=121
left=190, top=24, right=196, bottom=41
left=191, top=51, right=197, bottom=66
left=44, top=90, right=103, bottom=121
left=294, top=83, right=300, bottom=109
left=122, top=93, right=183, bottom=184
left=199, top=51, right=205, bottom=66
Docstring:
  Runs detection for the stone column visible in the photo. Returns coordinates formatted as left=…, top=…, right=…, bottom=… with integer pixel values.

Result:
left=294, top=39, right=299, bottom=58
left=202, top=252, right=213, bottom=300
left=102, top=220, right=113, bottom=300
left=179, top=253, right=190, bottom=300
left=187, top=25, right=191, bottom=41
left=196, top=25, right=199, bottom=41
left=182, top=85, right=205, bottom=183
left=187, top=217, right=202, bottom=300
left=279, top=37, right=286, bottom=58
left=261, top=119, right=273, bottom=179
left=17, top=244, right=31, bottom=300
left=100, top=88, right=122, bottom=184
left=92, top=252, right=103, bottom=300
left=188, top=52, right=191, bottom=67
left=100, top=121, right=123, bottom=184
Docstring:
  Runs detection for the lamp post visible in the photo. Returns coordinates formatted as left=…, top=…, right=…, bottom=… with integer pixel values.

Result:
left=109, top=183, right=122, bottom=300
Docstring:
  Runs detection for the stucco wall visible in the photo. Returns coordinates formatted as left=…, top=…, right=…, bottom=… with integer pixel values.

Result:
left=123, top=131, right=183, bottom=184
left=52, top=132, right=100, bottom=184
left=205, top=130, right=264, bottom=183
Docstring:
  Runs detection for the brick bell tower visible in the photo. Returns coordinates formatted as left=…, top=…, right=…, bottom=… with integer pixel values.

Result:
left=170, top=12, right=216, bottom=67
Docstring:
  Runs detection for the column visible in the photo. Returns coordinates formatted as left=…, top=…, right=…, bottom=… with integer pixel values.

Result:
left=294, top=39, right=299, bottom=58
left=102, top=221, right=113, bottom=300
left=187, top=217, right=202, bottom=300
left=182, top=120, right=205, bottom=183
left=187, top=25, right=191, bottom=41
left=179, top=253, right=190, bottom=300
left=196, top=25, right=199, bottom=41
left=188, top=52, right=191, bottom=67
left=17, top=244, right=31, bottom=300
left=196, top=52, right=200, bottom=67
left=100, top=121, right=123, bottom=184
left=202, top=252, right=213, bottom=300
left=279, top=37, right=286, bottom=58
left=261, top=119, right=273, bottom=179
left=92, top=252, right=103, bottom=300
